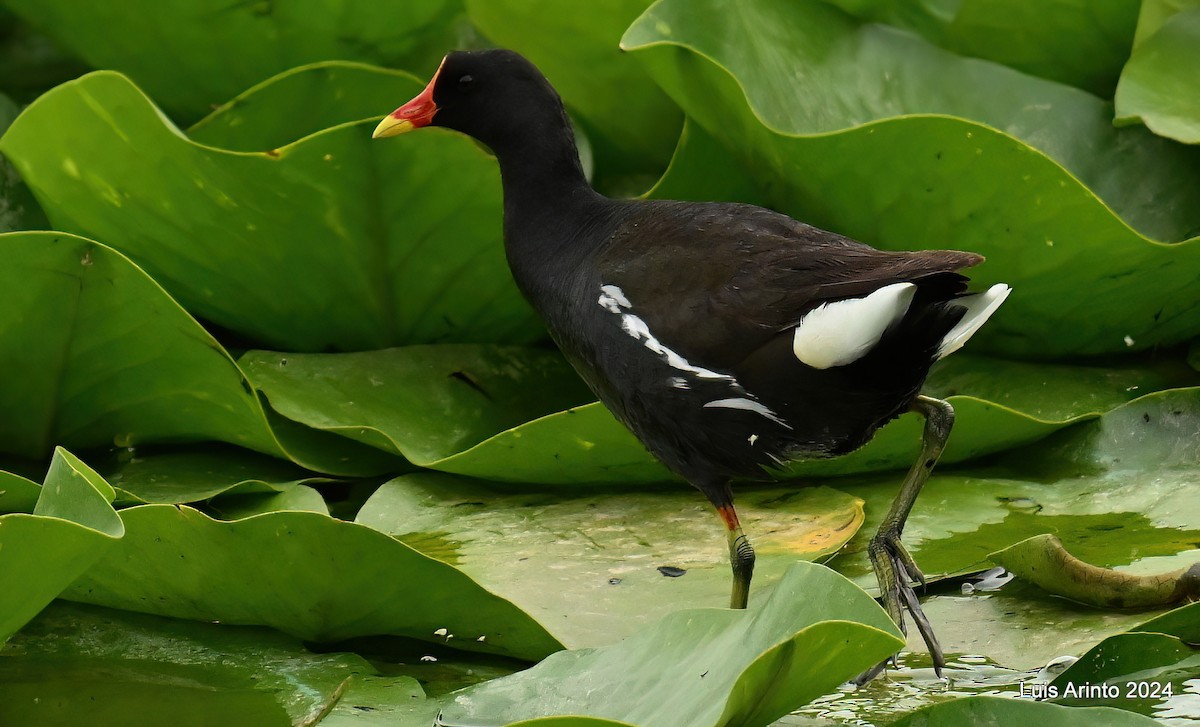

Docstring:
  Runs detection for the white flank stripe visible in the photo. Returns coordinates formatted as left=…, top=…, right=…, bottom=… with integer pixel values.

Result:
left=792, top=282, right=916, bottom=369
left=598, top=284, right=737, bottom=383
left=703, top=398, right=790, bottom=427
left=937, top=283, right=1012, bottom=358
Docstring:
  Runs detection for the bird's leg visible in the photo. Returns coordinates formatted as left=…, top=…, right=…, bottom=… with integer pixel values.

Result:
left=716, top=500, right=757, bottom=609
left=858, top=395, right=953, bottom=683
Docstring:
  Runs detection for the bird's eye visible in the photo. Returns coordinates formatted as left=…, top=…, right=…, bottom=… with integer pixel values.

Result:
left=458, top=74, right=474, bottom=87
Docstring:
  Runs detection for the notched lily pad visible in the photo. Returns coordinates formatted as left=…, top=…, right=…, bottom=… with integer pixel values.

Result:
left=1, top=71, right=541, bottom=352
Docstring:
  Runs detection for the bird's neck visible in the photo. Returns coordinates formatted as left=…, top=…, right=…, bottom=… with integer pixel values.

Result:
left=491, top=123, right=606, bottom=262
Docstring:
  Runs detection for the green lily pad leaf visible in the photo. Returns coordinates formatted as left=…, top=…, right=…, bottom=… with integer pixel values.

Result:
left=0, top=469, right=39, bottom=513
left=188, top=62, right=425, bottom=152
left=990, top=533, right=1199, bottom=609
left=0, top=447, right=123, bottom=644
left=95, top=445, right=332, bottom=506
left=643, top=119, right=762, bottom=205
left=821, top=0, right=1140, bottom=97
left=1115, top=7, right=1200, bottom=144
left=0, top=601, right=424, bottom=726
left=206, top=484, right=330, bottom=521
left=889, top=695, right=1160, bottom=726
left=239, top=346, right=592, bottom=463
left=1134, top=601, right=1200, bottom=643
left=0, top=231, right=397, bottom=475
left=437, top=562, right=903, bottom=727
left=1050, top=633, right=1200, bottom=718
left=465, top=0, right=680, bottom=186
left=356, top=472, right=864, bottom=647
left=63, top=503, right=563, bottom=662
left=434, top=353, right=1195, bottom=484
left=624, top=0, right=1200, bottom=358
left=0, top=71, right=542, bottom=352
left=2, top=0, right=463, bottom=122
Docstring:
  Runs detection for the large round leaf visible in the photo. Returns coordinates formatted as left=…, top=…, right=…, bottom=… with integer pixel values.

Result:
left=0, top=232, right=396, bottom=475
left=0, top=71, right=541, bottom=352
left=889, top=696, right=1160, bottom=726
left=356, top=472, right=864, bottom=647
left=624, top=0, right=1200, bottom=358
left=2, top=0, right=463, bottom=122
left=63, top=503, right=563, bottom=661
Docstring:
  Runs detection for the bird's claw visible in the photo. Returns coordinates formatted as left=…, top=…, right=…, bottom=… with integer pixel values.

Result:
left=855, top=528, right=945, bottom=684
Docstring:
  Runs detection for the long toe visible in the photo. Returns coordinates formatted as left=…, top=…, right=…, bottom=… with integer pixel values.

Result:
left=863, top=530, right=945, bottom=682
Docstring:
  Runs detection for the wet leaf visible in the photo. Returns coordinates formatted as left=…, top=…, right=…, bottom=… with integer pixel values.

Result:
left=2, top=0, right=464, bottom=122
left=436, top=562, right=903, bottom=727
left=63, top=502, right=563, bottom=662
left=0, top=601, right=424, bottom=726
left=1115, top=6, right=1200, bottom=143
left=624, top=0, right=1200, bottom=358
left=989, top=533, right=1199, bottom=609
left=0, top=448, right=123, bottom=644
left=355, top=472, right=864, bottom=647
left=0, top=232, right=397, bottom=475
left=889, top=695, right=1160, bottom=726
left=0, top=71, right=542, bottom=352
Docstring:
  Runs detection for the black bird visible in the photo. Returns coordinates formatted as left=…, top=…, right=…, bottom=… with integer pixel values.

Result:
left=374, top=50, right=1010, bottom=675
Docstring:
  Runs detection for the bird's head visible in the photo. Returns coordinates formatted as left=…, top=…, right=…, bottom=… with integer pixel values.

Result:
left=372, top=49, right=568, bottom=155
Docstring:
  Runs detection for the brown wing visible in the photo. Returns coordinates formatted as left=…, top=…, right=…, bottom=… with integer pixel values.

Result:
left=595, top=200, right=982, bottom=370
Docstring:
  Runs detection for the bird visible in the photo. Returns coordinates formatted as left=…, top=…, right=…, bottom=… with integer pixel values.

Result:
left=373, top=49, right=1010, bottom=677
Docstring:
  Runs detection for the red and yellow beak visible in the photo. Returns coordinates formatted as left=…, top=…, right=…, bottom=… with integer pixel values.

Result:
left=373, top=58, right=445, bottom=138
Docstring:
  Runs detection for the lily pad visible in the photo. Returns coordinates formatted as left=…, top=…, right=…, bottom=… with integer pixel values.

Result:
left=205, top=484, right=330, bottom=520
left=0, top=601, right=424, bottom=726
left=62, top=502, right=563, bottom=661
left=1050, top=619, right=1200, bottom=723
left=0, top=448, right=123, bottom=644
left=0, top=71, right=542, bottom=352
left=2, top=0, right=463, bottom=122
left=989, top=533, right=1199, bottom=609
left=188, top=62, right=425, bottom=152
left=0, top=231, right=396, bottom=475
left=1115, top=7, right=1200, bottom=144
left=889, top=695, right=1160, bottom=726
left=821, top=0, right=1140, bottom=97
left=465, top=0, right=680, bottom=185
left=239, top=346, right=593, bottom=464
left=356, top=472, right=864, bottom=647
left=436, top=562, right=904, bottom=727
left=95, top=444, right=333, bottom=506
left=431, top=354, right=1195, bottom=484
left=0, top=469, right=39, bottom=513
left=624, top=0, right=1200, bottom=357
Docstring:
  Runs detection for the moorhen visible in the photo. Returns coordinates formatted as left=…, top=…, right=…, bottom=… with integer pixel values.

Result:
left=373, top=50, right=1009, bottom=676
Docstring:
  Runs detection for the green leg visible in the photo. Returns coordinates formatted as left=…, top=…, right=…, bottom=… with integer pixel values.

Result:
left=858, top=395, right=953, bottom=683
left=717, top=501, right=756, bottom=609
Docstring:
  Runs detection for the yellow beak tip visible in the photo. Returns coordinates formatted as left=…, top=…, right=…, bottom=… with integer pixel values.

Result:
left=372, top=116, right=414, bottom=139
